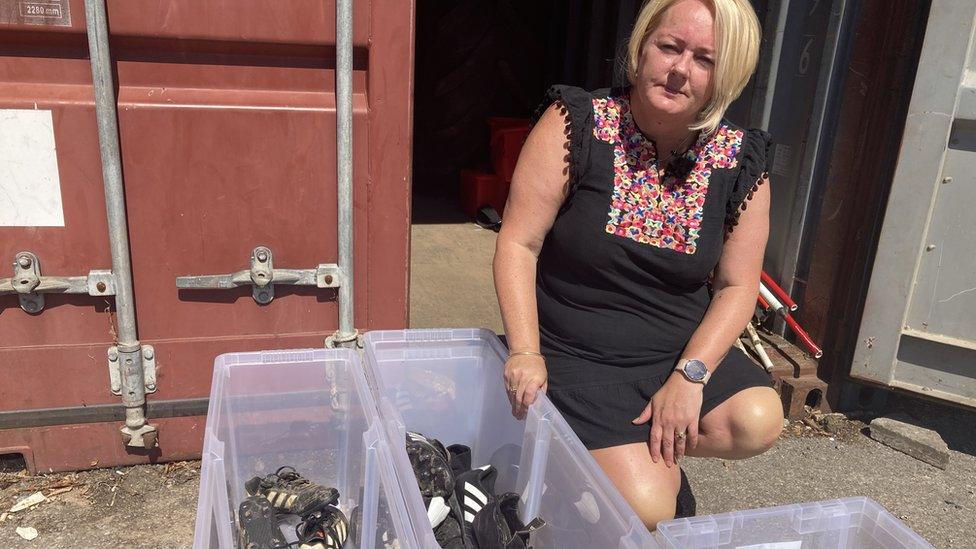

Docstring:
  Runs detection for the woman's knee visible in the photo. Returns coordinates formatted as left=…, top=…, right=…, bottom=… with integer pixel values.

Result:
left=730, top=389, right=783, bottom=456
left=610, top=475, right=678, bottom=529
left=590, top=444, right=680, bottom=530
left=631, top=490, right=677, bottom=530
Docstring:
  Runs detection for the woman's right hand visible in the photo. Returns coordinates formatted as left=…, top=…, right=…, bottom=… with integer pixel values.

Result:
left=504, top=354, right=548, bottom=420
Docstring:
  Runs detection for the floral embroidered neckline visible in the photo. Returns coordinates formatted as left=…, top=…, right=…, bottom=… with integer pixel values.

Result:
left=635, top=121, right=711, bottom=177
left=592, top=92, right=744, bottom=254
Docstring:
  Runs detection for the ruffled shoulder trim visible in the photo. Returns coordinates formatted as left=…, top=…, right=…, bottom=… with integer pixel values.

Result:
left=531, top=85, right=594, bottom=208
left=726, top=128, right=774, bottom=232
left=531, top=85, right=593, bottom=124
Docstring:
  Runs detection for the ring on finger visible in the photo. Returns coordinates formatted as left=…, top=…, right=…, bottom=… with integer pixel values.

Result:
left=674, top=430, right=687, bottom=440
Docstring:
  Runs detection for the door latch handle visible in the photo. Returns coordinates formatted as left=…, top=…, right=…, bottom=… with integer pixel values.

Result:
left=0, top=252, right=116, bottom=313
left=175, top=246, right=341, bottom=304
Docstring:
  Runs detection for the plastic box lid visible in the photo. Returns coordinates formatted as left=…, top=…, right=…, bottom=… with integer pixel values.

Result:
left=193, top=348, right=419, bottom=549
left=363, top=328, right=658, bottom=549
left=655, top=497, right=934, bottom=549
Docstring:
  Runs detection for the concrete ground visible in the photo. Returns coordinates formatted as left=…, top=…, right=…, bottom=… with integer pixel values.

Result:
left=1, top=204, right=973, bottom=548
left=410, top=220, right=505, bottom=334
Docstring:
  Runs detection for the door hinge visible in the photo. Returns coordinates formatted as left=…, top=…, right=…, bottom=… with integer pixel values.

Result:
left=108, top=344, right=157, bottom=395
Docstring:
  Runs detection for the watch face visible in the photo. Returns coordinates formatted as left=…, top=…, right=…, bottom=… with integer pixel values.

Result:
left=684, top=359, right=708, bottom=381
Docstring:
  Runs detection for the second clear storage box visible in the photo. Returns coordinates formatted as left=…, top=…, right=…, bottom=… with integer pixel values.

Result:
left=363, top=328, right=658, bottom=548
left=655, top=497, right=934, bottom=548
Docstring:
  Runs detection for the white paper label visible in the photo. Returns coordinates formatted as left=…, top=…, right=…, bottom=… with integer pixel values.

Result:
left=0, top=109, right=65, bottom=227
left=0, top=1, right=71, bottom=27
left=737, top=542, right=803, bottom=549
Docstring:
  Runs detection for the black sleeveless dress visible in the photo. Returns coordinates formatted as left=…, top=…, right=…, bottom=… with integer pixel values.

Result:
left=533, top=85, right=774, bottom=450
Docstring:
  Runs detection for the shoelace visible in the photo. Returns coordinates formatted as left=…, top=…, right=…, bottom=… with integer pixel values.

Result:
left=295, top=507, right=347, bottom=548
left=259, top=466, right=310, bottom=491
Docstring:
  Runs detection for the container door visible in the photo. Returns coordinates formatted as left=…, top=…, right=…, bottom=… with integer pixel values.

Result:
left=0, top=0, right=413, bottom=472
left=851, top=0, right=976, bottom=408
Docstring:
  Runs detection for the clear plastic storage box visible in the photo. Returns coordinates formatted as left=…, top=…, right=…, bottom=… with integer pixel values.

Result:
left=655, top=497, right=934, bottom=548
left=363, top=328, right=658, bottom=549
left=193, top=348, right=419, bottom=549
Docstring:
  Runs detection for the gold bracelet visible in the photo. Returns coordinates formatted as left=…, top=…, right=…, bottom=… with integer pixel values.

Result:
left=508, top=351, right=543, bottom=359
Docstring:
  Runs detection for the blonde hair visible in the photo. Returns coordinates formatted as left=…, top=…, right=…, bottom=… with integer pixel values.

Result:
left=627, top=0, right=761, bottom=134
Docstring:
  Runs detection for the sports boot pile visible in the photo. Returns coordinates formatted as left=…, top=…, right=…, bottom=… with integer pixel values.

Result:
left=406, top=431, right=546, bottom=549
left=238, top=466, right=349, bottom=549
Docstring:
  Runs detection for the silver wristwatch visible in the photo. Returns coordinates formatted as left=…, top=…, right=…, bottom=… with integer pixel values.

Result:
left=675, top=358, right=711, bottom=384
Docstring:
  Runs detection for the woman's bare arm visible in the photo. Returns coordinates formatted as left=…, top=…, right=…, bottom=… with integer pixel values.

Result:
left=680, top=176, right=771, bottom=370
left=633, top=176, right=770, bottom=466
left=493, top=102, right=573, bottom=418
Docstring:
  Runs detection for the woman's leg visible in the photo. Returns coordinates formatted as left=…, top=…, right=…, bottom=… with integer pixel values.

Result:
left=589, top=442, right=681, bottom=529
left=686, top=386, right=783, bottom=459
left=586, top=386, right=780, bottom=530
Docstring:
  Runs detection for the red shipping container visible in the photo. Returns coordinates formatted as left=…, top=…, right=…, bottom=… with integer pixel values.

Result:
left=488, top=117, right=531, bottom=183
left=0, top=0, right=415, bottom=473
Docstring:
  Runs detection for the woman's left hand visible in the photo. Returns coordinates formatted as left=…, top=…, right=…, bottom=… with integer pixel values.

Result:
left=632, top=373, right=704, bottom=467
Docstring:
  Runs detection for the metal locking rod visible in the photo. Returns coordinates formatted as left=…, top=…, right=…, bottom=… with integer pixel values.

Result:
left=176, top=246, right=342, bottom=305
left=0, top=252, right=116, bottom=313
left=85, top=0, right=157, bottom=449
left=331, top=0, right=358, bottom=348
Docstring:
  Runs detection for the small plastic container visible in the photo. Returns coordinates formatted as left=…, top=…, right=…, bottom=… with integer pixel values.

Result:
left=193, top=348, right=418, bottom=549
left=363, top=328, right=657, bottom=549
left=488, top=117, right=531, bottom=182
left=655, top=497, right=934, bottom=549
left=459, top=170, right=507, bottom=219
